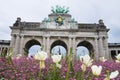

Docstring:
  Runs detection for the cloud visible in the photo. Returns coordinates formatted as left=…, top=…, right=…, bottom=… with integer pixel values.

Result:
left=0, top=0, right=120, bottom=43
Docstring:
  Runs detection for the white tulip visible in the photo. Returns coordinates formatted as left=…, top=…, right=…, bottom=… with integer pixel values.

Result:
left=16, top=54, right=22, bottom=59
left=34, top=51, right=48, bottom=69
left=99, top=57, right=107, bottom=62
left=116, top=54, right=120, bottom=61
left=52, top=55, right=62, bottom=63
left=81, top=64, right=86, bottom=72
left=39, top=61, right=45, bottom=69
left=80, top=54, right=93, bottom=67
left=115, top=60, right=120, bottom=63
left=110, top=70, right=119, bottom=79
left=104, top=70, right=119, bottom=80
left=34, top=51, right=48, bottom=60
left=91, top=65, right=102, bottom=76
left=56, top=63, right=62, bottom=69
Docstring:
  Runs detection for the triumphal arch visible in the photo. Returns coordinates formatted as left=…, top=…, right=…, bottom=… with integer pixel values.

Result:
left=10, top=6, right=110, bottom=59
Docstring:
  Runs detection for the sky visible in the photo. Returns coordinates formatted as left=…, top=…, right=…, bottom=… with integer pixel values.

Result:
left=28, top=45, right=89, bottom=57
left=0, top=0, right=120, bottom=43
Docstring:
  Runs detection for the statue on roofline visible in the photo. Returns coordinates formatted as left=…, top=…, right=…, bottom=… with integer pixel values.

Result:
left=51, top=7, right=55, bottom=13
left=43, top=17, right=51, bottom=28
left=43, top=18, right=51, bottom=22
left=13, top=17, right=21, bottom=26
left=51, top=5, right=69, bottom=14
left=65, top=7, right=69, bottom=13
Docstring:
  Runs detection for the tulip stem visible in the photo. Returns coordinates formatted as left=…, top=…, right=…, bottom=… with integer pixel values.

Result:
left=53, top=64, right=57, bottom=79
left=66, top=48, right=72, bottom=80
left=81, top=70, right=85, bottom=80
left=38, top=61, right=42, bottom=79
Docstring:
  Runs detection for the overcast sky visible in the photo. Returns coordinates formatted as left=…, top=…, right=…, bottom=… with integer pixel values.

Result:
left=0, top=0, right=120, bottom=43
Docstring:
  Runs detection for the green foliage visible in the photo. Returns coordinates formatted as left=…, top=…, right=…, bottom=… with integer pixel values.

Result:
left=1, top=48, right=120, bottom=80
left=66, top=47, right=74, bottom=80
left=0, top=78, right=4, bottom=80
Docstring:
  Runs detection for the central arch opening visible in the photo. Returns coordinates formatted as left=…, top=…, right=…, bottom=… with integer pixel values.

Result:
left=50, top=40, right=67, bottom=57
left=77, top=46, right=89, bottom=56
left=77, top=41, right=94, bottom=58
left=24, top=39, right=41, bottom=57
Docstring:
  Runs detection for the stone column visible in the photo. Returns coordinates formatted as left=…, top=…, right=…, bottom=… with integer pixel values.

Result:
left=68, top=37, right=72, bottom=55
left=72, top=37, right=76, bottom=59
left=116, top=50, right=118, bottom=55
left=94, top=37, right=99, bottom=60
left=103, top=37, right=109, bottom=59
left=19, top=35, right=24, bottom=55
left=14, top=34, right=20, bottom=56
left=0, top=46, right=1, bottom=51
left=98, top=37, right=103, bottom=57
left=0, top=45, right=1, bottom=49
left=109, top=50, right=112, bottom=60
left=10, top=34, right=15, bottom=47
left=47, top=36, right=50, bottom=57
left=42, top=36, right=46, bottom=51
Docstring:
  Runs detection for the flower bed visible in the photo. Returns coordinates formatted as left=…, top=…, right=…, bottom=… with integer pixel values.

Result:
left=0, top=52, right=120, bottom=80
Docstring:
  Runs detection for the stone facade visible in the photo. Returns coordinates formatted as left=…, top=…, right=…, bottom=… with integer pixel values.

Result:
left=108, top=43, right=120, bottom=59
left=10, top=13, right=110, bottom=59
left=0, top=40, right=10, bottom=56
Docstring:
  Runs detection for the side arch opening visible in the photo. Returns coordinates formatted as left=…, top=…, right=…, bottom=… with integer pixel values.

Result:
left=24, top=39, right=41, bottom=56
left=50, top=40, right=67, bottom=57
left=77, top=41, right=94, bottom=58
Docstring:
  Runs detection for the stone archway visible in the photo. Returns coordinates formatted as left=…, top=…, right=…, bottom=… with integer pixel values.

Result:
left=10, top=10, right=109, bottom=59
left=77, top=40, right=94, bottom=57
left=24, top=39, right=41, bottom=55
left=50, top=40, right=68, bottom=56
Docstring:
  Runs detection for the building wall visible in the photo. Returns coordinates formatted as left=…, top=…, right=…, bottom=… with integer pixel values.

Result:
left=0, top=40, right=10, bottom=56
left=9, top=14, right=110, bottom=60
left=108, top=43, right=120, bottom=59
left=1, top=39, right=119, bottom=60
